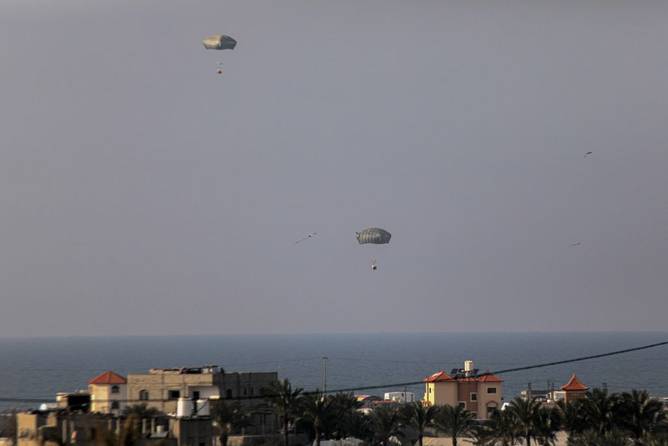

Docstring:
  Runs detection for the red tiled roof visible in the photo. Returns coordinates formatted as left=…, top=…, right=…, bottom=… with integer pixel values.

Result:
left=561, top=373, right=588, bottom=392
left=89, top=371, right=127, bottom=385
left=476, top=374, right=503, bottom=383
left=425, top=371, right=454, bottom=382
left=424, top=371, right=502, bottom=383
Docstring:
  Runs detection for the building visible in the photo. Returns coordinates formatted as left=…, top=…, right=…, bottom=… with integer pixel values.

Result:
left=16, top=409, right=212, bottom=446
left=88, top=371, right=127, bottom=415
left=169, top=417, right=212, bottom=446
left=383, top=392, right=416, bottom=403
left=423, top=360, right=503, bottom=420
left=55, top=392, right=92, bottom=413
left=551, top=373, right=588, bottom=403
left=17, top=411, right=133, bottom=446
left=125, top=366, right=278, bottom=435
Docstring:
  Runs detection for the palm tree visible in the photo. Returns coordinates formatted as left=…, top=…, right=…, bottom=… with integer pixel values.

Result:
left=533, top=407, right=561, bottom=446
left=343, top=410, right=374, bottom=444
left=400, top=402, right=439, bottom=446
left=618, top=390, right=666, bottom=444
left=329, top=392, right=363, bottom=439
left=370, top=405, right=403, bottom=446
left=470, top=423, right=496, bottom=446
left=556, top=400, right=586, bottom=440
left=211, top=399, right=253, bottom=446
left=262, top=379, right=303, bottom=446
left=119, top=415, right=142, bottom=446
left=299, top=391, right=335, bottom=446
left=583, top=388, right=620, bottom=435
left=433, top=404, right=476, bottom=446
left=508, top=397, right=542, bottom=446
left=568, top=429, right=632, bottom=446
left=486, top=409, right=519, bottom=446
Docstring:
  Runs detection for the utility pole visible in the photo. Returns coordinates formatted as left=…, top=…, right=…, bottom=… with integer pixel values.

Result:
left=321, top=356, right=329, bottom=394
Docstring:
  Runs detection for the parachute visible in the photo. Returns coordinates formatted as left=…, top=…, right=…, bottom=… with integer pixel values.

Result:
left=202, top=35, right=237, bottom=50
left=203, top=35, right=237, bottom=75
left=356, top=228, right=391, bottom=245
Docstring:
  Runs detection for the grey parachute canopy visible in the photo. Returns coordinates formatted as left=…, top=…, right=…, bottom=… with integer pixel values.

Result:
left=356, top=227, right=391, bottom=245
left=202, top=35, right=237, bottom=50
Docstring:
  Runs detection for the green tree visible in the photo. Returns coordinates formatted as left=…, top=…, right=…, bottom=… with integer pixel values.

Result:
left=299, top=391, right=335, bottom=446
left=262, top=379, right=303, bottom=446
left=470, top=422, right=496, bottom=446
left=583, top=388, right=620, bottom=435
left=568, top=429, right=631, bottom=446
left=533, top=407, right=561, bottom=446
left=211, top=399, right=253, bottom=446
left=618, top=390, right=666, bottom=444
left=399, top=402, right=439, bottom=446
left=486, top=409, right=520, bottom=446
left=370, top=405, right=403, bottom=446
left=328, top=393, right=364, bottom=439
left=508, top=397, right=542, bottom=446
left=119, top=415, right=142, bottom=446
left=556, top=400, right=586, bottom=439
left=433, top=404, right=476, bottom=446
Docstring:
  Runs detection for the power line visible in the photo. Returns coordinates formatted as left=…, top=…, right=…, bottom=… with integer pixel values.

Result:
left=0, top=339, right=665, bottom=404
left=315, top=339, right=668, bottom=396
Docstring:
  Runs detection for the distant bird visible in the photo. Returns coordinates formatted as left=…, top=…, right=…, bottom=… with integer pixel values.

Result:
left=584, top=151, right=593, bottom=157
left=570, top=242, right=582, bottom=247
left=294, top=232, right=317, bottom=244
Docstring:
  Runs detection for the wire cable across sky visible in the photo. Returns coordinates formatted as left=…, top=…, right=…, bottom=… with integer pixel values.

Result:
left=0, top=339, right=666, bottom=404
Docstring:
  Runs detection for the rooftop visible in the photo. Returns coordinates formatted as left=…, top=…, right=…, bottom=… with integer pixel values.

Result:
left=89, top=371, right=127, bottom=385
left=561, top=373, right=588, bottom=392
left=424, top=370, right=502, bottom=383
left=147, top=366, right=220, bottom=375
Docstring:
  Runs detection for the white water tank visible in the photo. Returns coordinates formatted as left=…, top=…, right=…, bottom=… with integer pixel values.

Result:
left=176, top=397, right=194, bottom=418
left=195, top=399, right=210, bottom=417
left=464, top=360, right=475, bottom=372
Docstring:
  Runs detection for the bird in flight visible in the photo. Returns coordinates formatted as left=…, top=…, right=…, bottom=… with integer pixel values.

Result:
left=570, top=242, right=582, bottom=247
left=584, top=151, right=593, bottom=157
left=294, top=233, right=317, bottom=244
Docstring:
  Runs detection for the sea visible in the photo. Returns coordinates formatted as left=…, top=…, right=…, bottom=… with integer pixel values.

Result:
left=0, top=332, right=666, bottom=411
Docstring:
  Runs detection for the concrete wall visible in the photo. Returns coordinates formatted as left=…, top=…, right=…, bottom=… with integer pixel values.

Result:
left=457, top=382, right=478, bottom=414
left=127, top=372, right=217, bottom=414
left=476, top=382, right=502, bottom=420
left=169, top=417, right=212, bottom=446
left=424, top=382, right=458, bottom=407
left=89, top=384, right=127, bottom=414
left=478, top=383, right=503, bottom=420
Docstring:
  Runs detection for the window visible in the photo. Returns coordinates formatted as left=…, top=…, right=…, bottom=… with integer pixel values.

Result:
left=168, top=390, right=181, bottom=400
left=458, top=402, right=466, bottom=409
left=111, top=401, right=120, bottom=410
left=226, top=389, right=233, bottom=399
left=470, top=392, right=477, bottom=402
left=139, top=390, right=149, bottom=401
left=192, top=391, right=201, bottom=400
left=487, top=387, right=497, bottom=394
left=111, top=385, right=120, bottom=394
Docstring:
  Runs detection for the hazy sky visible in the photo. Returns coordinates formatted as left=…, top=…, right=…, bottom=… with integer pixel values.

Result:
left=1, top=0, right=667, bottom=337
